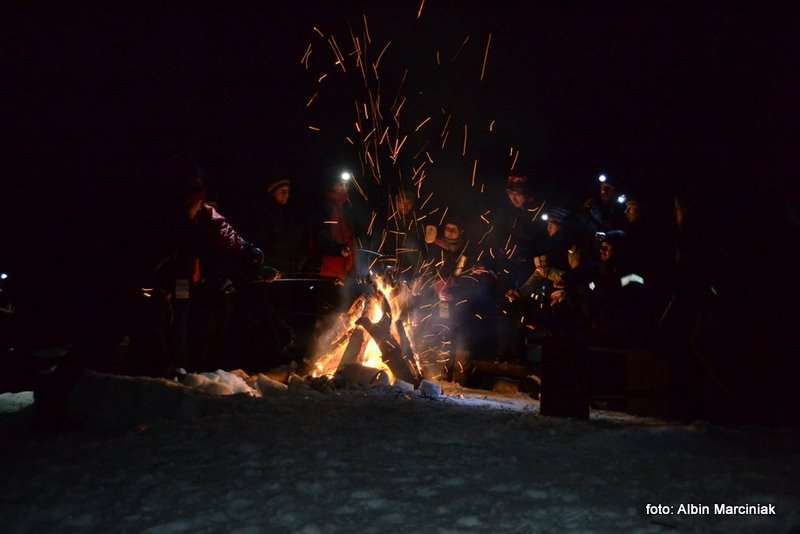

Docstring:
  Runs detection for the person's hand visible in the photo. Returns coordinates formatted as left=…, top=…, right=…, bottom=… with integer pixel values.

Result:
left=263, top=268, right=281, bottom=282
left=550, top=289, right=566, bottom=306
left=505, top=289, right=520, bottom=302
left=341, top=246, right=351, bottom=257
left=247, top=244, right=264, bottom=265
left=583, top=198, right=594, bottom=210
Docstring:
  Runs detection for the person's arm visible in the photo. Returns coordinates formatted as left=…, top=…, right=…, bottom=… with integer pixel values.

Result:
left=206, top=205, right=248, bottom=253
left=517, top=270, right=542, bottom=298
left=205, top=205, right=263, bottom=267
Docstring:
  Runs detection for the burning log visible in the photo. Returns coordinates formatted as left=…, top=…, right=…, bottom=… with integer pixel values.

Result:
left=339, top=328, right=365, bottom=368
left=334, top=363, right=383, bottom=388
left=354, top=295, right=421, bottom=386
left=309, top=274, right=426, bottom=388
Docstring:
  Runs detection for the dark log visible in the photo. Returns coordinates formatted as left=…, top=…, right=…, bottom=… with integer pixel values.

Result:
left=395, top=320, right=422, bottom=385
left=471, top=360, right=533, bottom=381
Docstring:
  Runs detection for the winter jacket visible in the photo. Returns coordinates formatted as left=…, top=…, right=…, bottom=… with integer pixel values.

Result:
left=318, top=192, right=356, bottom=279
left=156, top=204, right=250, bottom=292
left=252, top=200, right=308, bottom=274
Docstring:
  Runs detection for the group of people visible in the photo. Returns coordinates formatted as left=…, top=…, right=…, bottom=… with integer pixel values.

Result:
left=147, top=154, right=700, bottom=383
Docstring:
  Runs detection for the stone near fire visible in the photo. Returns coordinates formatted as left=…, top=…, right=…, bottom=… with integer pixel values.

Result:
left=287, top=374, right=325, bottom=399
left=287, top=373, right=309, bottom=392
left=308, top=376, right=335, bottom=394
left=393, top=380, right=415, bottom=393
left=255, top=374, right=289, bottom=396
left=418, top=379, right=443, bottom=399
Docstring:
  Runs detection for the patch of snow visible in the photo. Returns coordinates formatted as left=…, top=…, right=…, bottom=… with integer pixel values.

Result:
left=181, top=370, right=256, bottom=396
left=456, top=515, right=483, bottom=527
left=393, top=379, right=415, bottom=393
left=0, top=391, right=34, bottom=413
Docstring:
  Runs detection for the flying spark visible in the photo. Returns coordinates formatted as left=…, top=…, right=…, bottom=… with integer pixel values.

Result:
left=414, top=116, right=432, bottom=132
left=480, top=33, right=492, bottom=81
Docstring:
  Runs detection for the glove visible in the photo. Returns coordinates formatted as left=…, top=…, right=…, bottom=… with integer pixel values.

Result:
left=246, top=243, right=264, bottom=265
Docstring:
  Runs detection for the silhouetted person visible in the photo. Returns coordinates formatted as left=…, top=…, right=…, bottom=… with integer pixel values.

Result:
left=392, top=188, right=426, bottom=277
left=153, top=156, right=263, bottom=373
left=584, top=178, right=625, bottom=231
left=252, top=176, right=308, bottom=274
left=540, top=207, right=571, bottom=271
left=493, top=175, right=544, bottom=287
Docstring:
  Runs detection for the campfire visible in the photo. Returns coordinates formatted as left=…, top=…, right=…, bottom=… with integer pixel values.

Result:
left=308, top=274, right=425, bottom=387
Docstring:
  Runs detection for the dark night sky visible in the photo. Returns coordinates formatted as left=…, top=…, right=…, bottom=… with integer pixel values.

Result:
left=4, top=2, right=797, bottom=280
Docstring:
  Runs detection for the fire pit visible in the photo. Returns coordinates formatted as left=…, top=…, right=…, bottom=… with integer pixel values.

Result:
left=308, top=274, right=424, bottom=387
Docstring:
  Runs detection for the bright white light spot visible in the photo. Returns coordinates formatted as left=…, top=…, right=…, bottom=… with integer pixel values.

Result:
left=617, top=194, right=627, bottom=204
left=341, top=171, right=352, bottom=181
left=598, top=174, right=607, bottom=183
left=540, top=213, right=549, bottom=221
left=589, top=281, right=596, bottom=291
left=620, top=273, right=644, bottom=287
left=0, top=273, right=7, bottom=280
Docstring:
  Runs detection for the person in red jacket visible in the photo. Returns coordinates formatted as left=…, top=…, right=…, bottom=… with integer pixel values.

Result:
left=318, top=177, right=357, bottom=281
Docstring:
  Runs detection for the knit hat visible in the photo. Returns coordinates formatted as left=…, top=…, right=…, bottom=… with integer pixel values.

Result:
left=266, top=179, right=290, bottom=194
left=506, top=175, right=532, bottom=193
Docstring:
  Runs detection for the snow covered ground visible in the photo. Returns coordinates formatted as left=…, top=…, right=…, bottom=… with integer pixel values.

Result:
left=1, top=375, right=798, bottom=533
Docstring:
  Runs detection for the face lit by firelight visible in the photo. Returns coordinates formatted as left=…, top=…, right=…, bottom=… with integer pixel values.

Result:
left=599, top=241, right=614, bottom=262
left=443, top=223, right=461, bottom=242
left=625, top=201, right=640, bottom=223
left=600, top=183, right=615, bottom=204
left=272, top=185, right=290, bottom=206
left=507, top=190, right=527, bottom=209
